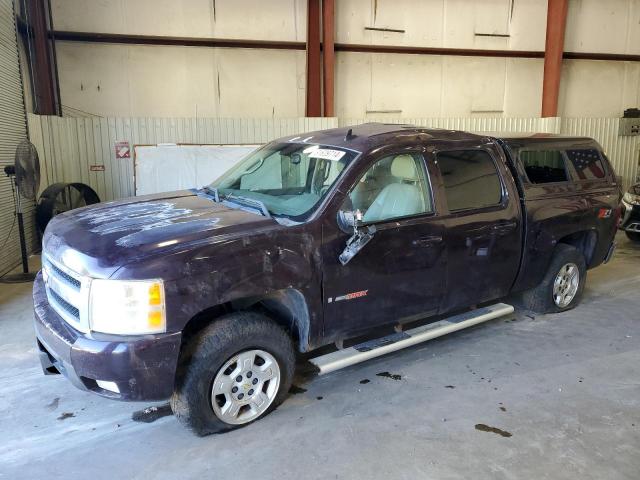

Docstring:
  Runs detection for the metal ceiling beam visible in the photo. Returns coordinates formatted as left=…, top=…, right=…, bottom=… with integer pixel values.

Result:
left=49, top=31, right=640, bottom=62
left=51, top=31, right=306, bottom=50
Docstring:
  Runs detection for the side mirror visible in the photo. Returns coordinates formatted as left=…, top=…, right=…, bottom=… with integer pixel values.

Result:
left=336, top=209, right=375, bottom=265
left=337, top=209, right=362, bottom=234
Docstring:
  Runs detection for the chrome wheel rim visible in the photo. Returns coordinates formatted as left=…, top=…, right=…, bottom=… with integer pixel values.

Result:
left=211, top=349, right=281, bottom=425
left=553, top=262, right=579, bottom=308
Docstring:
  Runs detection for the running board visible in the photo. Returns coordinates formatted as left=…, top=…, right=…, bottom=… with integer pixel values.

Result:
left=310, top=303, right=514, bottom=375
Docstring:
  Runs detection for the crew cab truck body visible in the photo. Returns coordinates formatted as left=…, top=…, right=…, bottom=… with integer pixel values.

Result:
left=34, top=124, right=620, bottom=434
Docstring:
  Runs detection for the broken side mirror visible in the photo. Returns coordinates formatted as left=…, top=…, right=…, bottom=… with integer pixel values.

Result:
left=337, top=209, right=376, bottom=265
left=337, top=209, right=360, bottom=234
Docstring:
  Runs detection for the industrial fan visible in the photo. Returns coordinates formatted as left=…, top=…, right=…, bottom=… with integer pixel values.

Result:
left=36, top=182, right=100, bottom=234
left=2, top=140, right=40, bottom=283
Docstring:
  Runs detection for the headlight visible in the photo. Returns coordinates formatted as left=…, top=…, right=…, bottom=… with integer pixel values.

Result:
left=623, top=192, right=640, bottom=206
left=89, top=279, right=166, bottom=335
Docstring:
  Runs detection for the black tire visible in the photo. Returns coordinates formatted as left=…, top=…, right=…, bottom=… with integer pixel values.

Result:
left=520, top=243, right=587, bottom=314
left=170, top=311, right=295, bottom=436
left=625, top=231, right=640, bottom=243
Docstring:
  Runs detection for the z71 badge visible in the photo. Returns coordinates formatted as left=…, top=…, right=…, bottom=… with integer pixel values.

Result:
left=328, top=290, right=368, bottom=303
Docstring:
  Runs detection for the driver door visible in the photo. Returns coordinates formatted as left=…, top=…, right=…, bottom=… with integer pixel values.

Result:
left=321, top=151, right=447, bottom=340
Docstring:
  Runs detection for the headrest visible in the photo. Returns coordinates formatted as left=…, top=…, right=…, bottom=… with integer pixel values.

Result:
left=391, top=154, right=417, bottom=180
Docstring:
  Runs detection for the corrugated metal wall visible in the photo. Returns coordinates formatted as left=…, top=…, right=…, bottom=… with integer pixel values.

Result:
left=0, top=0, right=33, bottom=276
left=27, top=115, right=338, bottom=202
left=28, top=114, right=640, bottom=204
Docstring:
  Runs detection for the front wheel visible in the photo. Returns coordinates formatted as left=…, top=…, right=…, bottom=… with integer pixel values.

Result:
left=521, top=244, right=586, bottom=314
left=625, top=231, right=640, bottom=243
left=170, top=312, right=295, bottom=436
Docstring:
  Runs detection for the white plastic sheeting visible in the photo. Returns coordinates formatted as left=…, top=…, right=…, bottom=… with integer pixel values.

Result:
left=134, top=144, right=257, bottom=196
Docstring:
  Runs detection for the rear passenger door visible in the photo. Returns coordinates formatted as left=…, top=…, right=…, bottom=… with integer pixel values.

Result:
left=431, top=146, right=522, bottom=312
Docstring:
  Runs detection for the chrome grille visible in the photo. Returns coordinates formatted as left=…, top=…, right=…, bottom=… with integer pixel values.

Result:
left=49, top=289, right=80, bottom=319
left=42, top=253, right=90, bottom=332
left=46, top=258, right=81, bottom=289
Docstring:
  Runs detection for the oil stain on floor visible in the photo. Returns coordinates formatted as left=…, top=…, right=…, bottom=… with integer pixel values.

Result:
left=376, top=372, right=402, bottom=381
left=475, top=423, right=512, bottom=437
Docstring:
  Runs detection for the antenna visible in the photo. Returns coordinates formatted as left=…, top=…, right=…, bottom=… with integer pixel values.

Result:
left=344, top=128, right=355, bottom=141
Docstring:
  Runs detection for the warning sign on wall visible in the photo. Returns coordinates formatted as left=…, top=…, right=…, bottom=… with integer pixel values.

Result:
left=115, top=141, right=131, bottom=159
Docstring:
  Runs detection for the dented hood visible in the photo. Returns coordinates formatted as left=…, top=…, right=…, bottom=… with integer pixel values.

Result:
left=42, top=190, right=276, bottom=278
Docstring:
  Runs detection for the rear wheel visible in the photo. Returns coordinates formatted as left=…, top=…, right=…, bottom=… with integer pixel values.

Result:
left=625, top=231, right=640, bottom=243
left=521, top=244, right=586, bottom=314
left=170, top=312, right=295, bottom=436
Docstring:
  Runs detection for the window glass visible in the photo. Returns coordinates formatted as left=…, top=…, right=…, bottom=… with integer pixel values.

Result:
left=212, top=143, right=355, bottom=219
left=565, top=149, right=606, bottom=180
left=520, top=150, right=568, bottom=183
left=436, top=150, right=502, bottom=211
left=347, top=153, right=432, bottom=223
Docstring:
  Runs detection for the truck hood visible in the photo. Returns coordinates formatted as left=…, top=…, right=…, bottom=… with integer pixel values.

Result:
left=42, top=190, right=277, bottom=278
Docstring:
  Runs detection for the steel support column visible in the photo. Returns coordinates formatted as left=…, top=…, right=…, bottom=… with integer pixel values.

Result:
left=322, top=0, right=335, bottom=117
left=21, top=0, right=60, bottom=115
left=305, top=0, right=322, bottom=117
left=541, top=0, right=569, bottom=118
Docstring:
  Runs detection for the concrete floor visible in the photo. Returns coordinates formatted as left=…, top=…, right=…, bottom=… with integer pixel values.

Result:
left=1, top=232, right=639, bottom=479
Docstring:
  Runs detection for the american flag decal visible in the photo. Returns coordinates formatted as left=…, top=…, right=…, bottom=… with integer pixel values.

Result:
left=566, top=149, right=605, bottom=180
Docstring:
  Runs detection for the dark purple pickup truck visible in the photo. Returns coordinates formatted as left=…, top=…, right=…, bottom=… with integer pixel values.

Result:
left=34, top=124, right=620, bottom=435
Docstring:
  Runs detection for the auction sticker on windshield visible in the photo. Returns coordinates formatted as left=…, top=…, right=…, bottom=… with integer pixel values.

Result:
left=309, top=149, right=346, bottom=161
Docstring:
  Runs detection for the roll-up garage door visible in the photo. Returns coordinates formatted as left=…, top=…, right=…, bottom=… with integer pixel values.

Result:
left=0, top=0, right=34, bottom=276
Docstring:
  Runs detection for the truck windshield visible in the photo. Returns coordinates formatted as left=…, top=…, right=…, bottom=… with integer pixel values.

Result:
left=209, top=142, right=358, bottom=219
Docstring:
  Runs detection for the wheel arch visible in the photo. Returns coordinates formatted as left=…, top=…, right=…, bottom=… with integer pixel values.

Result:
left=557, top=229, right=598, bottom=267
left=181, top=288, right=312, bottom=353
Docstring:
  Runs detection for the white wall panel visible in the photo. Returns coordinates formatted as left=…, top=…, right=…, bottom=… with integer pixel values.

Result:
left=335, top=52, right=544, bottom=118
left=334, top=0, right=547, bottom=51
left=52, top=0, right=306, bottom=41
left=56, top=43, right=306, bottom=118
left=48, top=0, right=640, bottom=120
left=565, top=0, right=640, bottom=55
left=559, top=60, right=640, bottom=117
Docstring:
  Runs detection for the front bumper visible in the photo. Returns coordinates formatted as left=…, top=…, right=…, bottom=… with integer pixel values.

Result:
left=33, top=271, right=182, bottom=401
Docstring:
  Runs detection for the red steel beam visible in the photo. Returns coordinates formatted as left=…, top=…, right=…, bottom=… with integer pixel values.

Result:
left=541, top=0, right=569, bottom=117
left=25, top=0, right=60, bottom=115
left=305, top=0, right=322, bottom=117
left=322, top=0, right=335, bottom=117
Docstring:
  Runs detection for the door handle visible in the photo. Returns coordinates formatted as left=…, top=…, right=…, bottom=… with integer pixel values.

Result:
left=492, top=221, right=517, bottom=235
left=412, top=235, right=443, bottom=247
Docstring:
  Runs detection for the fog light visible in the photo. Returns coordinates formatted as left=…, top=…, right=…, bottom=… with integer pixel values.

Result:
left=96, top=380, right=120, bottom=393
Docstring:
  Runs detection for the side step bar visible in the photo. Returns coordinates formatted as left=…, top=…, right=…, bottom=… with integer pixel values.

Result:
left=310, top=303, right=514, bottom=375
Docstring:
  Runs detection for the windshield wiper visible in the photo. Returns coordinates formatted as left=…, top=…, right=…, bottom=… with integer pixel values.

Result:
left=202, top=186, right=220, bottom=202
left=224, top=193, right=271, bottom=218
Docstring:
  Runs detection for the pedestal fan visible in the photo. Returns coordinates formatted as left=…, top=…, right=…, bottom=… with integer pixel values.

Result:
left=1, top=140, right=40, bottom=283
